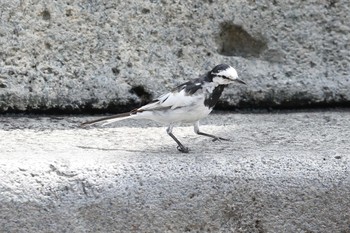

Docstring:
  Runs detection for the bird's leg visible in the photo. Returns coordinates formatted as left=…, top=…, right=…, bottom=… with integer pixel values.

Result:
left=166, top=125, right=189, bottom=153
left=193, top=121, right=230, bottom=142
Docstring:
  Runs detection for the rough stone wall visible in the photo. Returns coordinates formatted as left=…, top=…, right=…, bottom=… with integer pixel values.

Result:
left=0, top=0, right=349, bottom=112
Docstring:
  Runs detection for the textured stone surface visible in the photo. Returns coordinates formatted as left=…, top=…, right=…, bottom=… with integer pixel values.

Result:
left=0, top=0, right=349, bottom=112
left=0, top=111, right=350, bottom=232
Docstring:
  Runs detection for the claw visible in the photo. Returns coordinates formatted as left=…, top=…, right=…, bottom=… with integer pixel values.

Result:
left=212, top=137, right=230, bottom=142
left=177, top=145, right=189, bottom=153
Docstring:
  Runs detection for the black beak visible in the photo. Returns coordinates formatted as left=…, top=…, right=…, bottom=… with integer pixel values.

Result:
left=235, top=78, right=246, bottom=85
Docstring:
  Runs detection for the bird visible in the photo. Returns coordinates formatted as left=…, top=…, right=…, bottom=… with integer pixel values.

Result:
left=81, top=64, right=246, bottom=153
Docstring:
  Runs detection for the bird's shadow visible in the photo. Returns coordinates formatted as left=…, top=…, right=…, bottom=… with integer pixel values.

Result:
left=76, top=145, right=179, bottom=154
left=77, top=136, right=231, bottom=154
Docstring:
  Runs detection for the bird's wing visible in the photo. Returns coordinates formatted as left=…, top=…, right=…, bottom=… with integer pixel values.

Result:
left=138, top=80, right=204, bottom=112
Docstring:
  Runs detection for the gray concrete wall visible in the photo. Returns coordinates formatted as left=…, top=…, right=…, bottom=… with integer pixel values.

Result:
left=0, top=0, right=349, bottom=112
left=0, top=111, right=350, bottom=232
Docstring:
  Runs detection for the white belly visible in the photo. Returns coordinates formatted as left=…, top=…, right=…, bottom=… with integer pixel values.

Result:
left=135, top=104, right=212, bottom=124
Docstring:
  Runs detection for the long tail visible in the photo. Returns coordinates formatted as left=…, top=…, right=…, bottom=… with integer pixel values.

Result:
left=81, top=112, right=133, bottom=127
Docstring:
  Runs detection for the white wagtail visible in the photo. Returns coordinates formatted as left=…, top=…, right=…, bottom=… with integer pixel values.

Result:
left=82, top=64, right=246, bottom=153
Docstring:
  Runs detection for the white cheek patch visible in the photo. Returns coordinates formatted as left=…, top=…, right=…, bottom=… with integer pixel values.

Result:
left=212, top=76, right=231, bottom=85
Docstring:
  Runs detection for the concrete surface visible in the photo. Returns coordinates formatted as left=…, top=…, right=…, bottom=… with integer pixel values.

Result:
left=1, top=0, right=350, bottom=112
left=0, top=110, right=349, bottom=232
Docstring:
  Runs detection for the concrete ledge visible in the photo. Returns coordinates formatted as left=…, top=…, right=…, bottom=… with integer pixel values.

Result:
left=0, top=111, right=349, bottom=232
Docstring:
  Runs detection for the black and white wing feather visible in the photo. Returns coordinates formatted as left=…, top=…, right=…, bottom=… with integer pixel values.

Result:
left=137, top=77, right=205, bottom=112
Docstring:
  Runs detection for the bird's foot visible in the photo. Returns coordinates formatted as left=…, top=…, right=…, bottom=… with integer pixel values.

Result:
left=177, top=145, right=189, bottom=153
left=212, top=137, right=230, bottom=142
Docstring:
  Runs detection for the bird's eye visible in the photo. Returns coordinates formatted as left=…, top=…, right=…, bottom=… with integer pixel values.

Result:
left=217, top=75, right=230, bottom=79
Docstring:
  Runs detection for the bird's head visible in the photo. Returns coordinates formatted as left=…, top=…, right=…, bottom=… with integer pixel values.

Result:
left=210, top=64, right=246, bottom=86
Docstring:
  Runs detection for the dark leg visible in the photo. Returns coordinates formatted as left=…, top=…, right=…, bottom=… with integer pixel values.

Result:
left=193, top=121, right=229, bottom=142
left=166, top=125, right=189, bottom=153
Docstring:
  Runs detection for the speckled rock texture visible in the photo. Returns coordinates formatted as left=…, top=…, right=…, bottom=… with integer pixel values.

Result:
left=0, top=111, right=350, bottom=232
left=0, top=0, right=349, bottom=112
